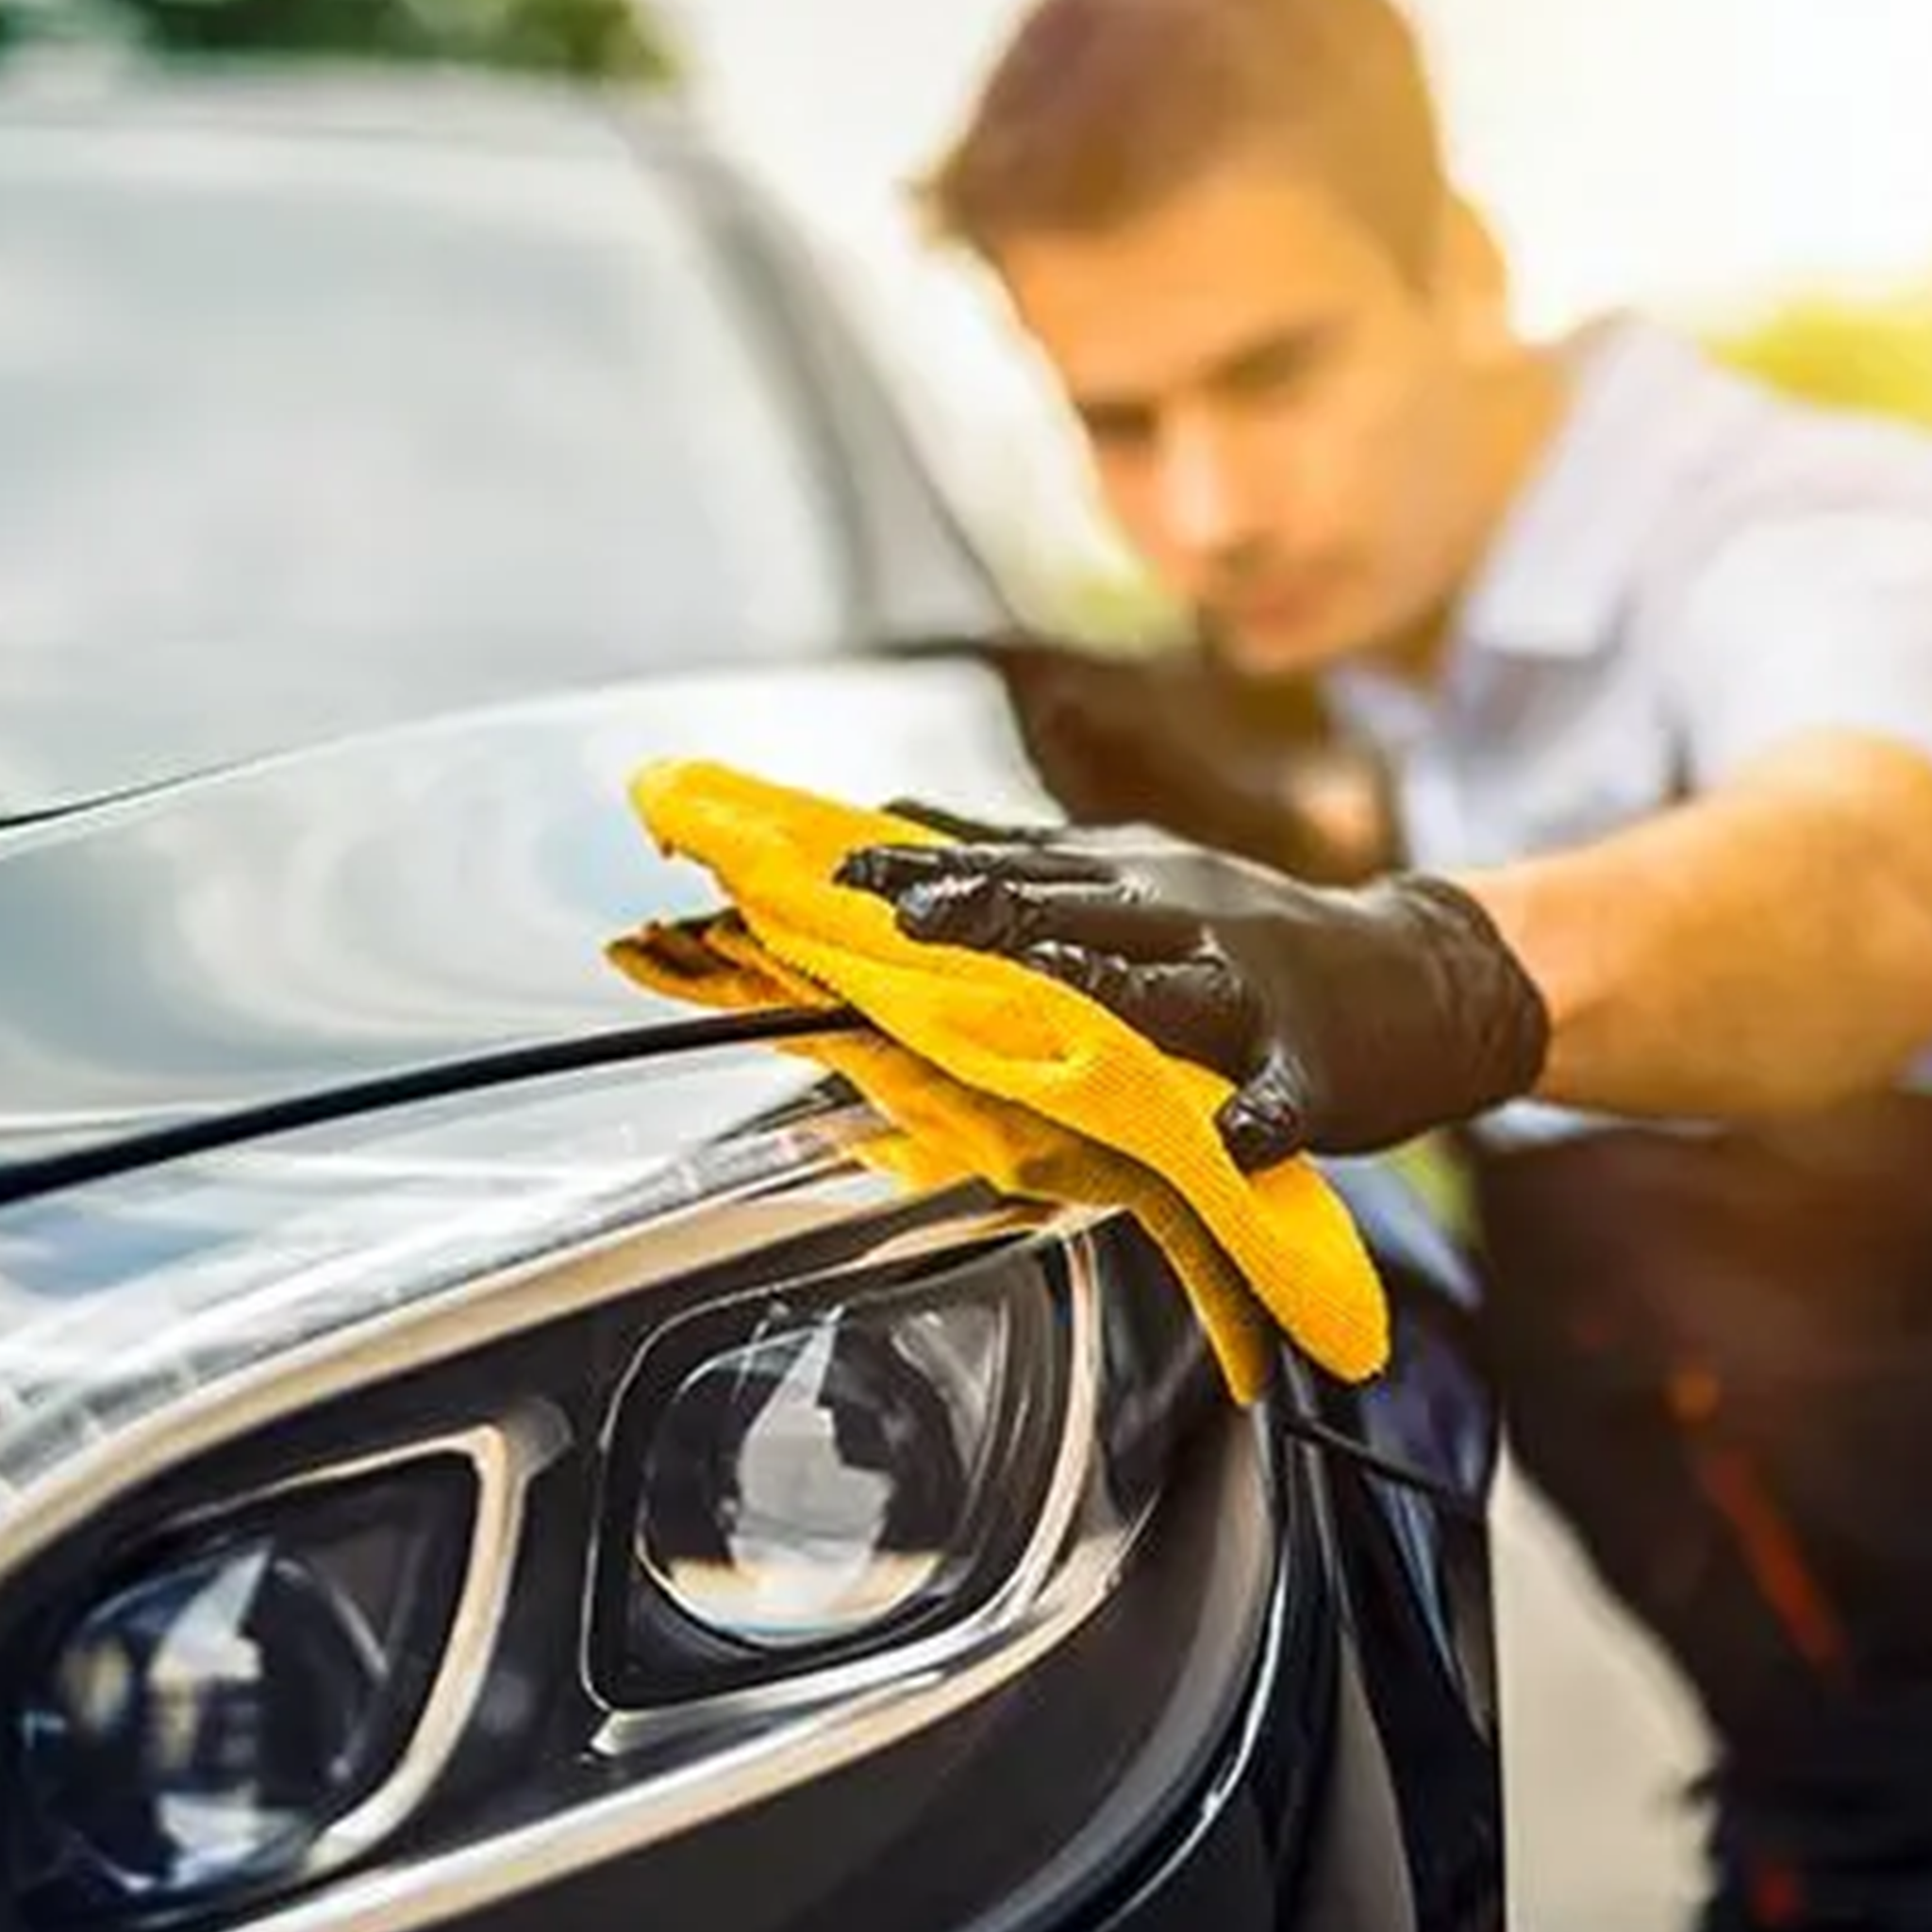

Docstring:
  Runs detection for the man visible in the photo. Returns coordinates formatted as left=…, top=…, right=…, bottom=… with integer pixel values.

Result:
left=840, top=0, right=1932, bottom=1924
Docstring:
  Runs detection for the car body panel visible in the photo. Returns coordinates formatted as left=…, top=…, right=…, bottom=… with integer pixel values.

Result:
left=0, top=658, right=1047, bottom=1164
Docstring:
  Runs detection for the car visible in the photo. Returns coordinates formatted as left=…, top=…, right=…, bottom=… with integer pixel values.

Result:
left=0, top=53, right=1504, bottom=1932
left=0, top=48, right=1005, bottom=817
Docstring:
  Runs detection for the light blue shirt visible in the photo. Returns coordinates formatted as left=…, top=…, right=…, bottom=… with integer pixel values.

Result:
left=1323, top=316, right=1932, bottom=1142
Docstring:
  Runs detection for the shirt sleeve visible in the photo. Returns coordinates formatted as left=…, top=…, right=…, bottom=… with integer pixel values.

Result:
left=1665, top=507, right=1932, bottom=788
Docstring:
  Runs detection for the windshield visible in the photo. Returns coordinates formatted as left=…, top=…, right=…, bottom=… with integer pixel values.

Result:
left=0, top=120, right=845, bottom=811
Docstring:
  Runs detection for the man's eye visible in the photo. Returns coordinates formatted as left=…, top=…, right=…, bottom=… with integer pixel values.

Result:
left=1078, top=405, right=1155, bottom=451
left=1220, top=329, right=1340, bottom=405
left=1225, top=348, right=1311, bottom=401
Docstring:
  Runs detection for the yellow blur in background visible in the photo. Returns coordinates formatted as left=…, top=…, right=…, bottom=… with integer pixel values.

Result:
left=1716, top=291, right=1932, bottom=431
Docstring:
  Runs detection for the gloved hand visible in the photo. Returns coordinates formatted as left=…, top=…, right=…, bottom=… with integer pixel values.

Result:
left=837, top=827, right=1549, bottom=1168
left=976, top=634, right=1396, bottom=885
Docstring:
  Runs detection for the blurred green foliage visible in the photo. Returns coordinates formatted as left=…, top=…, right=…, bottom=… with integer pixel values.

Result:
left=0, top=0, right=681, bottom=80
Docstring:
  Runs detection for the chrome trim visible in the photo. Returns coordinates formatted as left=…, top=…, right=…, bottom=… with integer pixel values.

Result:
left=296, top=1405, right=569, bottom=1885
left=244, top=1234, right=1208, bottom=1932
left=584, top=1227, right=1104, bottom=1752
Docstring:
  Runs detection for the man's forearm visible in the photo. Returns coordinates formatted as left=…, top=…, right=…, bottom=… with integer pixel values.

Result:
left=1459, top=733, right=1932, bottom=1119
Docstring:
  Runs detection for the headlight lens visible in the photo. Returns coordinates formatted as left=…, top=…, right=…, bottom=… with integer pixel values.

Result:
left=9, top=1461, right=474, bottom=1921
left=637, top=1294, right=1014, bottom=1648
left=589, top=1217, right=1220, bottom=1717
left=594, top=1239, right=1088, bottom=1704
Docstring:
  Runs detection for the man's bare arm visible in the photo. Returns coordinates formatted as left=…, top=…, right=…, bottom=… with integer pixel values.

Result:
left=1463, top=731, right=1932, bottom=1118
left=850, top=728, right=1932, bottom=1162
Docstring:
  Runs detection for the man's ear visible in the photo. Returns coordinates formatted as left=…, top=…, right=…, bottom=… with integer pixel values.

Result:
left=1432, top=192, right=1517, bottom=365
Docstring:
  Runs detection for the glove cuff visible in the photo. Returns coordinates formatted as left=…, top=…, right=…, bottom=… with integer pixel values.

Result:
left=1390, top=874, right=1552, bottom=1113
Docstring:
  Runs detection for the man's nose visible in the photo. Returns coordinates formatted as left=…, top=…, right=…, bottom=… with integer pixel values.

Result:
left=1152, top=412, right=1260, bottom=566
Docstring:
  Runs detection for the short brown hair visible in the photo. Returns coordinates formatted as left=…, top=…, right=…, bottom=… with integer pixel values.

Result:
left=920, top=0, right=1446, bottom=282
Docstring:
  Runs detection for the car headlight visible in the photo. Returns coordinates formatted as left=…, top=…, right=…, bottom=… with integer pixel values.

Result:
left=15, top=1460, right=473, bottom=1916
left=0, top=1061, right=1241, bottom=1930
left=590, top=1233, right=1100, bottom=1710
left=3, top=1402, right=567, bottom=1930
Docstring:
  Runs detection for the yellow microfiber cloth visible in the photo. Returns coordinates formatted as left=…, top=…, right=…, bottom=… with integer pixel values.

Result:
left=607, top=759, right=1389, bottom=1401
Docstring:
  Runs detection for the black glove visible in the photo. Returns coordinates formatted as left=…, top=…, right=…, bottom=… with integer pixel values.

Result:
left=836, top=827, right=1549, bottom=1169
left=975, top=634, right=1398, bottom=885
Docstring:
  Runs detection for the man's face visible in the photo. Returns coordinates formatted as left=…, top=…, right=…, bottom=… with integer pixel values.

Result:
left=998, top=156, right=1497, bottom=677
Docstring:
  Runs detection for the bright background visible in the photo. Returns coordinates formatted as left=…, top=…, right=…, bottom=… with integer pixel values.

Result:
left=662, top=0, right=1932, bottom=603
left=666, top=0, right=1932, bottom=331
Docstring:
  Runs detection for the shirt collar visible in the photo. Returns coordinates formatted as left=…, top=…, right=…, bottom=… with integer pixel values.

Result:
left=1453, top=315, right=1741, bottom=663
